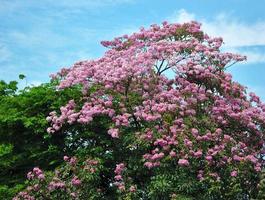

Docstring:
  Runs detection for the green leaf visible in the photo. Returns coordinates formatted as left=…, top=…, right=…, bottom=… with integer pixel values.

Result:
left=19, top=74, right=26, bottom=80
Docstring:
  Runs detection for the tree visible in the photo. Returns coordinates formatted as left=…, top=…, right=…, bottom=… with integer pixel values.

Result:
left=14, top=21, right=265, bottom=199
left=0, top=80, right=82, bottom=199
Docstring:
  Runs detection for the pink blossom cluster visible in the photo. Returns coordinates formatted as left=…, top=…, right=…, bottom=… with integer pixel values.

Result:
left=14, top=156, right=102, bottom=199
left=13, top=192, right=35, bottom=200
left=48, top=178, right=66, bottom=191
left=64, top=155, right=77, bottom=165
left=178, top=159, right=189, bottom=166
left=47, top=21, right=264, bottom=182
left=114, top=163, right=126, bottom=191
left=47, top=100, right=78, bottom=133
left=71, top=176, right=81, bottom=186
left=50, top=67, right=71, bottom=80
left=27, top=167, right=45, bottom=181
left=231, top=170, right=238, bottom=177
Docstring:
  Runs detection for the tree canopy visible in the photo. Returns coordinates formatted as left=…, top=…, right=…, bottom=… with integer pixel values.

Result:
left=0, top=80, right=82, bottom=199
left=8, top=21, right=265, bottom=200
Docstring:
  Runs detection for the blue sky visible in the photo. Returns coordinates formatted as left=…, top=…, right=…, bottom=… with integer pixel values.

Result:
left=0, top=0, right=265, bottom=99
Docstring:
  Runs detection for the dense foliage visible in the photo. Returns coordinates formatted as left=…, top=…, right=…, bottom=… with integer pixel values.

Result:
left=0, top=80, right=82, bottom=199
left=12, top=21, right=265, bottom=199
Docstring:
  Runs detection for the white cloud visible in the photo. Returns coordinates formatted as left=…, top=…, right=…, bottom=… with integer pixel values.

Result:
left=168, top=9, right=195, bottom=24
left=168, top=9, right=265, bottom=63
left=224, top=47, right=265, bottom=64
left=243, top=51, right=265, bottom=64
left=202, top=15, right=265, bottom=47
left=168, top=9, right=265, bottom=47
left=103, top=9, right=195, bottom=42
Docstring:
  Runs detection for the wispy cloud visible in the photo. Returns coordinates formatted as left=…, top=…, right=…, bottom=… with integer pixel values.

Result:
left=168, top=9, right=196, bottom=24
left=224, top=47, right=265, bottom=64
left=168, top=9, right=265, bottom=63
left=169, top=9, right=265, bottom=47
left=0, top=0, right=135, bottom=86
left=243, top=51, right=265, bottom=64
left=202, top=14, right=265, bottom=47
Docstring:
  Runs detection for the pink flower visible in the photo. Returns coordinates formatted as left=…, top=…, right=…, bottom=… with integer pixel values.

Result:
left=108, top=128, right=119, bottom=138
left=178, top=159, right=189, bottom=166
left=233, top=155, right=243, bottom=162
left=144, top=162, right=153, bottom=169
left=69, top=157, right=77, bottom=165
left=71, top=176, right=81, bottom=186
left=245, top=155, right=258, bottom=164
left=194, top=150, right=203, bottom=158
left=151, top=152, right=164, bottom=160
left=191, top=128, right=199, bottom=136
left=255, top=166, right=261, bottom=172
left=63, top=156, right=69, bottom=161
left=48, top=181, right=66, bottom=191
left=114, top=163, right=125, bottom=174
left=27, top=172, right=34, bottom=180
left=33, top=167, right=42, bottom=175
left=37, top=174, right=45, bottom=180
left=184, top=139, right=193, bottom=147
left=231, top=170, right=237, bottom=177
left=205, top=155, right=213, bottom=161
left=169, top=151, right=176, bottom=157
left=114, top=175, right=122, bottom=181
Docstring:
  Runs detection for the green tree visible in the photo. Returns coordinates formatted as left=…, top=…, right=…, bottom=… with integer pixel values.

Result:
left=0, top=80, right=81, bottom=199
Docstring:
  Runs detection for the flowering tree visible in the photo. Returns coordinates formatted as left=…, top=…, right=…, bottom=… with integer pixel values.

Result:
left=15, top=21, right=265, bottom=199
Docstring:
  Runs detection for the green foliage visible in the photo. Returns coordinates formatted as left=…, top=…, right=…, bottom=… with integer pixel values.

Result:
left=0, top=80, right=18, bottom=97
left=0, top=80, right=81, bottom=199
left=0, top=143, right=13, bottom=156
left=256, top=170, right=265, bottom=200
left=18, top=74, right=26, bottom=80
left=0, top=184, right=24, bottom=199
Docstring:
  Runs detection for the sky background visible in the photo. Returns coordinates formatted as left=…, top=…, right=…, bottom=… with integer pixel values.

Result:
left=0, top=0, right=265, bottom=100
